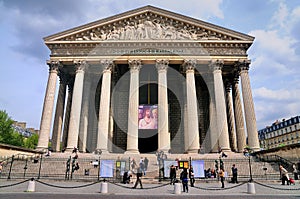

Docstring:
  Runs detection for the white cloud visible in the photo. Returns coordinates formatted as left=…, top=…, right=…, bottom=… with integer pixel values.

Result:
left=270, top=1, right=288, bottom=29
left=253, top=87, right=300, bottom=101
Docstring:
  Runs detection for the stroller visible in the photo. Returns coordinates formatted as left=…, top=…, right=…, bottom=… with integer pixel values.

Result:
left=289, top=178, right=295, bottom=185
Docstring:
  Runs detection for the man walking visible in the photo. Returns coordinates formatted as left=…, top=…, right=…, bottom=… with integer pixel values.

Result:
left=132, top=167, right=143, bottom=189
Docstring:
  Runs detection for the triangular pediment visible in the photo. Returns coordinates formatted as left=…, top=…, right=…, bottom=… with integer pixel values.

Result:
left=44, top=5, right=254, bottom=43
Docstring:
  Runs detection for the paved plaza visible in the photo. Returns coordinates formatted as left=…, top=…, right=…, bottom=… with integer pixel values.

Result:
left=0, top=178, right=299, bottom=198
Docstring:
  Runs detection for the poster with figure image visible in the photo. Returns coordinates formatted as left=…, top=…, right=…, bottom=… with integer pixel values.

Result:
left=138, top=105, right=158, bottom=129
left=100, top=160, right=114, bottom=178
left=191, top=160, right=205, bottom=178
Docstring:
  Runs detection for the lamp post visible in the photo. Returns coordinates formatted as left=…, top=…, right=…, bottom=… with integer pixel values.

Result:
left=96, top=149, right=102, bottom=181
left=248, top=155, right=253, bottom=182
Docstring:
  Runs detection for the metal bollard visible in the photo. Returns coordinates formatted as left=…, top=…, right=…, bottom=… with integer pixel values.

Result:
left=26, top=178, right=35, bottom=192
left=100, top=182, right=108, bottom=193
left=174, top=183, right=181, bottom=194
left=247, top=182, right=256, bottom=194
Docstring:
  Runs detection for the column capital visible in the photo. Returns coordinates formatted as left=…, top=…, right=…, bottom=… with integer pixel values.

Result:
left=237, top=59, right=251, bottom=73
left=100, top=59, right=114, bottom=73
left=47, top=60, right=61, bottom=73
left=128, top=59, right=142, bottom=72
left=156, top=59, right=169, bottom=72
left=183, top=59, right=196, bottom=72
left=58, top=72, right=68, bottom=85
left=224, top=80, right=232, bottom=92
left=209, top=59, right=224, bottom=72
left=74, top=60, right=88, bottom=73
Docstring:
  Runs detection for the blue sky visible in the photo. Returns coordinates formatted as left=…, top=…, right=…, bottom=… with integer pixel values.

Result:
left=0, top=0, right=299, bottom=131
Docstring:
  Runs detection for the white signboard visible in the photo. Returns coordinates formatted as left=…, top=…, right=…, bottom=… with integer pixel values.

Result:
left=100, top=160, right=114, bottom=178
left=191, top=160, right=205, bottom=178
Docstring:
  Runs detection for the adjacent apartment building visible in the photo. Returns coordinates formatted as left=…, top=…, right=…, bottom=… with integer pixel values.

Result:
left=258, top=116, right=300, bottom=150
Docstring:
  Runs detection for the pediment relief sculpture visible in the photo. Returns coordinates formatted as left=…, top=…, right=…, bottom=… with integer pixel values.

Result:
left=73, top=17, right=223, bottom=42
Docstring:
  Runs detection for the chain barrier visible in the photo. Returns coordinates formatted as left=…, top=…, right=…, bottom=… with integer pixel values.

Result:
left=0, top=179, right=30, bottom=188
left=193, top=181, right=247, bottom=191
left=35, top=179, right=101, bottom=189
left=110, top=181, right=170, bottom=190
left=253, top=180, right=300, bottom=191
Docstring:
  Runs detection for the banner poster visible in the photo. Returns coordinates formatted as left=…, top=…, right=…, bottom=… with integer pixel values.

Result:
left=191, top=160, right=205, bottom=178
left=100, top=160, right=114, bottom=178
left=163, top=160, right=178, bottom=178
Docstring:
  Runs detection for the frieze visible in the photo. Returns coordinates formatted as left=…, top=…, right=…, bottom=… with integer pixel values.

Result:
left=49, top=43, right=248, bottom=57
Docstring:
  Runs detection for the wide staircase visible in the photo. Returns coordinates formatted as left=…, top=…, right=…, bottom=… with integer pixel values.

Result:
left=0, top=152, right=282, bottom=183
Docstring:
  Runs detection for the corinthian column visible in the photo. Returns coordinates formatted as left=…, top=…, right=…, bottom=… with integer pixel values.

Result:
left=209, top=60, right=230, bottom=151
left=96, top=60, right=114, bottom=153
left=156, top=59, right=170, bottom=153
left=239, top=60, right=260, bottom=151
left=37, top=61, right=60, bottom=150
left=232, top=74, right=246, bottom=152
left=66, top=61, right=86, bottom=151
left=184, top=60, right=200, bottom=153
left=225, top=81, right=237, bottom=152
left=51, top=73, right=67, bottom=152
left=125, top=60, right=141, bottom=154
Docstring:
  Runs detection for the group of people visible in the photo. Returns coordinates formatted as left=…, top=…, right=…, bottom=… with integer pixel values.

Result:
left=169, top=165, right=195, bottom=192
left=280, top=164, right=299, bottom=185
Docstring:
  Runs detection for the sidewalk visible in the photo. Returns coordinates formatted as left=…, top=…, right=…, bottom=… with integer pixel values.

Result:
left=0, top=179, right=299, bottom=196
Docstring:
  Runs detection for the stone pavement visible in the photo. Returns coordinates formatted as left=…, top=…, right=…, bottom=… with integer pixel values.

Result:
left=0, top=179, right=299, bottom=197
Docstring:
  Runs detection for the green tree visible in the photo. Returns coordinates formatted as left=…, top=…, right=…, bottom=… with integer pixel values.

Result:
left=0, top=110, right=24, bottom=147
left=24, top=133, right=39, bottom=149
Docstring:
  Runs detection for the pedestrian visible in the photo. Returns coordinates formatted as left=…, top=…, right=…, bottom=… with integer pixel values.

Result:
left=139, top=159, right=145, bottom=176
left=132, top=167, right=143, bottom=189
left=0, top=162, right=2, bottom=176
left=180, top=168, right=189, bottom=193
left=189, top=165, right=195, bottom=187
left=279, top=165, right=290, bottom=185
left=292, top=164, right=298, bottom=180
left=144, top=157, right=149, bottom=171
left=231, top=164, right=238, bottom=183
left=131, top=158, right=137, bottom=172
left=170, top=165, right=177, bottom=185
left=219, top=168, right=225, bottom=188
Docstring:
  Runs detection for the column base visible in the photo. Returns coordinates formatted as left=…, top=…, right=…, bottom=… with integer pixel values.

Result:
left=36, top=147, right=48, bottom=153
left=187, top=149, right=199, bottom=154
left=94, top=149, right=109, bottom=155
left=124, top=149, right=140, bottom=154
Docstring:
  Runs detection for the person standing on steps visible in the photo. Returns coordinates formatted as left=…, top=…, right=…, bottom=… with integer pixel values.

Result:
left=231, top=164, right=238, bottom=183
left=189, top=165, right=195, bottom=187
left=219, top=168, right=225, bottom=188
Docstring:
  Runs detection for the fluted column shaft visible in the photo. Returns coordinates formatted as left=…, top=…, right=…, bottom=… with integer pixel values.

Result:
left=125, top=60, right=141, bottom=154
left=51, top=74, right=67, bottom=152
left=66, top=61, right=86, bottom=151
left=184, top=60, right=200, bottom=153
left=210, top=60, right=230, bottom=151
left=96, top=60, right=114, bottom=153
left=37, top=61, right=59, bottom=150
left=62, top=86, right=73, bottom=150
left=225, top=82, right=237, bottom=152
left=156, top=59, right=170, bottom=152
left=239, top=60, right=260, bottom=151
left=232, top=76, right=246, bottom=152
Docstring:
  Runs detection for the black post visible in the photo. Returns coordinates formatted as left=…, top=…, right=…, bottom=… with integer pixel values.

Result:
left=97, top=155, right=101, bottom=181
left=158, top=157, right=161, bottom=182
left=65, top=156, right=71, bottom=180
left=23, top=159, right=28, bottom=178
left=37, top=154, right=43, bottom=179
left=7, top=155, right=14, bottom=180
left=248, top=156, right=253, bottom=182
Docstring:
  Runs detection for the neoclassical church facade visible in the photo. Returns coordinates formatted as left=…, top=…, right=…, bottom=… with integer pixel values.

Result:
left=37, top=6, right=260, bottom=154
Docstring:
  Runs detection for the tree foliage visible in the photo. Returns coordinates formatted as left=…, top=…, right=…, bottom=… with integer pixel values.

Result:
left=0, top=110, right=38, bottom=149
